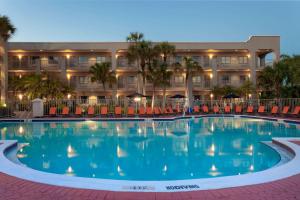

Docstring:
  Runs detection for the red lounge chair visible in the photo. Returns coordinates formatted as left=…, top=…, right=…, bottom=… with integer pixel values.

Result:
left=202, top=105, right=209, bottom=113
left=224, top=105, right=231, bottom=113
left=127, top=107, right=135, bottom=116
left=154, top=107, right=160, bottom=115
left=146, top=107, right=153, bottom=115
left=258, top=106, right=265, bottom=114
left=167, top=107, right=174, bottom=114
left=115, top=106, right=122, bottom=116
left=87, top=106, right=95, bottom=116
left=281, top=106, right=290, bottom=115
left=75, top=106, right=82, bottom=116
left=290, top=106, right=300, bottom=117
left=235, top=105, right=242, bottom=114
left=246, top=106, right=253, bottom=114
left=49, top=107, right=57, bottom=116
left=213, top=106, right=219, bottom=113
left=158, top=107, right=163, bottom=115
left=139, top=107, right=146, bottom=116
left=62, top=107, right=69, bottom=116
left=100, top=106, right=108, bottom=117
left=271, top=106, right=279, bottom=115
left=193, top=106, right=200, bottom=113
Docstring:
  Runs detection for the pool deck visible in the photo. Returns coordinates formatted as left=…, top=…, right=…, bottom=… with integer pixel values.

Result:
left=0, top=115, right=300, bottom=199
left=1, top=143, right=300, bottom=200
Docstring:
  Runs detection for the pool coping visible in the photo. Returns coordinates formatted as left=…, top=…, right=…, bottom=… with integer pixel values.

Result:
left=0, top=116, right=300, bottom=192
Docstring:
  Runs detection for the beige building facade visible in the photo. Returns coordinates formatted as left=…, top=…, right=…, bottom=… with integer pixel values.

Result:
left=0, top=36, right=280, bottom=103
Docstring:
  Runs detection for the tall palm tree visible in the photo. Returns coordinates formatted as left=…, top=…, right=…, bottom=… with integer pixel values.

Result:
left=89, top=62, right=116, bottom=91
left=175, top=56, right=203, bottom=107
left=0, top=15, right=16, bottom=41
left=154, top=42, right=175, bottom=63
left=159, top=63, right=173, bottom=109
left=146, top=62, right=162, bottom=108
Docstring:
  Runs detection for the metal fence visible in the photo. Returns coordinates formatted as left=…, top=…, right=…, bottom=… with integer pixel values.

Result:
left=1, top=98, right=300, bottom=118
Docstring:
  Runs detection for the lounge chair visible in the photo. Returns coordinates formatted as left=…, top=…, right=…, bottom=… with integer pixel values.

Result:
left=62, top=107, right=69, bottom=117
left=49, top=107, right=57, bottom=117
left=224, top=105, right=231, bottom=114
left=235, top=105, right=242, bottom=114
left=281, top=106, right=290, bottom=115
left=75, top=106, right=82, bottom=116
left=154, top=107, right=160, bottom=116
left=167, top=107, right=174, bottom=115
left=139, top=107, right=146, bottom=116
left=257, top=106, right=265, bottom=114
left=288, top=106, right=300, bottom=117
left=246, top=106, right=254, bottom=114
left=100, top=106, right=108, bottom=117
left=271, top=106, right=279, bottom=115
left=146, top=107, right=153, bottom=116
left=213, top=105, right=219, bottom=114
left=115, top=106, right=122, bottom=117
left=193, top=105, right=200, bottom=114
left=202, top=105, right=209, bottom=113
left=87, top=106, right=95, bottom=116
left=127, top=107, right=135, bottom=117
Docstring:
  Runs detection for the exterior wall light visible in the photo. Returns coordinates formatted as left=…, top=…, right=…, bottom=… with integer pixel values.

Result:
left=67, top=74, right=71, bottom=80
left=209, top=54, right=214, bottom=59
left=18, top=94, right=23, bottom=101
left=66, top=54, right=70, bottom=59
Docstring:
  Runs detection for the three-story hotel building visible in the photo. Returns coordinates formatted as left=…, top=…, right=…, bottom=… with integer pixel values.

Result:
left=0, top=36, right=280, bottom=103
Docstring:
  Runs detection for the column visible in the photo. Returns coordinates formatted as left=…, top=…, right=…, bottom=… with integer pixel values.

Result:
left=273, top=50, right=280, bottom=64
left=60, top=56, right=67, bottom=82
left=110, top=49, right=118, bottom=101
left=248, top=50, right=257, bottom=85
left=211, top=56, right=217, bottom=87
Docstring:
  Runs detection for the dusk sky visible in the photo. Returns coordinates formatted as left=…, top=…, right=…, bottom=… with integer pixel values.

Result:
left=0, top=0, right=299, bottom=54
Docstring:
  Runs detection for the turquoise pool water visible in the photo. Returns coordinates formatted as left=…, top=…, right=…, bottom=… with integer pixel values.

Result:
left=0, top=117, right=299, bottom=180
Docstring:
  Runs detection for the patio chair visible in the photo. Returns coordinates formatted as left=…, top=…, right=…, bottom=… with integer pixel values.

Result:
left=115, top=106, right=122, bottom=117
left=100, top=106, right=108, bottom=117
left=202, top=105, right=209, bottom=113
left=167, top=107, right=174, bottom=115
left=49, top=107, right=57, bottom=117
left=87, top=106, right=95, bottom=116
left=139, top=107, right=146, bottom=116
left=235, top=105, right=242, bottom=114
left=75, top=106, right=82, bottom=116
left=271, top=106, right=279, bottom=115
left=257, top=106, right=265, bottom=114
left=146, top=107, right=153, bottom=116
left=289, top=106, right=300, bottom=117
left=246, top=106, right=254, bottom=114
left=213, top=105, right=219, bottom=114
left=127, top=107, right=135, bottom=117
left=224, top=105, right=231, bottom=114
left=62, top=107, right=69, bottom=117
left=193, top=105, right=200, bottom=114
left=281, top=106, right=290, bottom=115
left=154, top=107, right=160, bottom=116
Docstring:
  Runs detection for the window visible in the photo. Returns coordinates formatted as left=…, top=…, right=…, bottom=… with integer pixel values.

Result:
left=96, top=56, right=106, bottom=64
left=117, top=56, right=127, bottom=67
left=48, top=56, right=59, bottom=64
left=204, top=75, right=211, bottom=88
left=192, top=76, right=201, bottom=84
left=239, top=75, right=246, bottom=83
left=192, top=56, right=200, bottom=63
left=80, top=96, right=88, bottom=103
left=221, top=57, right=231, bottom=64
left=30, top=56, right=40, bottom=65
left=79, top=76, right=90, bottom=85
left=174, top=75, right=184, bottom=84
left=222, top=75, right=230, bottom=85
left=79, top=56, right=88, bottom=64
left=175, top=56, right=182, bottom=63
left=117, top=76, right=125, bottom=88
left=127, top=76, right=137, bottom=84
left=203, top=56, right=210, bottom=67
left=239, top=56, right=248, bottom=64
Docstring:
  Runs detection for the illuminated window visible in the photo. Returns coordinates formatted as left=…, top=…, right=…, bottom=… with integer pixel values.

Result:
left=174, top=75, right=184, bottom=84
left=239, top=56, right=248, bottom=64
left=192, top=76, right=201, bottom=83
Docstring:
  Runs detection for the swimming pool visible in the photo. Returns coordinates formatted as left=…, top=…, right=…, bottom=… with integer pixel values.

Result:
left=0, top=117, right=299, bottom=181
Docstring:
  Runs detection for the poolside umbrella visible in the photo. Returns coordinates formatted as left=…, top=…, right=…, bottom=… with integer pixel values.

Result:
left=169, top=94, right=186, bottom=99
left=126, top=92, right=146, bottom=98
left=223, top=93, right=240, bottom=99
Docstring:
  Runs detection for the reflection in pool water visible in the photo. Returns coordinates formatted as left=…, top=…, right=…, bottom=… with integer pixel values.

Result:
left=0, top=117, right=299, bottom=180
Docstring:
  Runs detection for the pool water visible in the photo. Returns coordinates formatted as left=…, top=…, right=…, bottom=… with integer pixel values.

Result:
left=0, top=117, right=299, bottom=180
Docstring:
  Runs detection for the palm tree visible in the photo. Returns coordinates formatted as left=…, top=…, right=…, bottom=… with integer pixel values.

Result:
left=146, top=62, right=162, bottom=108
left=238, top=80, right=255, bottom=98
left=158, top=63, right=173, bottom=109
left=126, top=32, right=144, bottom=43
left=154, top=42, right=175, bottom=63
left=175, top=56, right=203, bottom=107
left=0, top=15, right=16, bottom=41
left=89, top=62, right=116, bottom=91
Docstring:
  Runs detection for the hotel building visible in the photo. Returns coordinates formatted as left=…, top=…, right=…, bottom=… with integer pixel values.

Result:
left=0, top=36, right=280, bottom=103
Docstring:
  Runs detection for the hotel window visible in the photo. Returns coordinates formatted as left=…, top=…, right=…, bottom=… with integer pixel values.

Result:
left=203, top=56, right=210, bottom=67
left=192, top=56, right=200, bottom=63
left=10, top=56, right=19, bottom=67
left=117, top=56, right=127, bottom=67
left=221, top=57, right=231, bottom=64
left=239, top=75, right=246, bottom=84
left=30, top=56, right=40, bottom=65
left=79, top=76, right=90, bottom=85
left=192, top=76, right=201, bottom=84
left=221, top=75, right=230, bottom=85
left=117, top=76, right=125, bottom=88
left=96, top=56, right=106, bottom=64
left=239, top=56, right=248, bottom=64
left=175, top=56, right=182, bottom=64
left=231, top=57, right=238, bottom=64
left=127, top=76, right=137, bottom=84
left=48, top=56, right=59, bottom=65
left=204, top=75, right=211, bottom=88
left=80, top=96, right=88, bottom=103
left=79, top=56, right=88, bottom=64
left=174, top=75, right=184, bottom=84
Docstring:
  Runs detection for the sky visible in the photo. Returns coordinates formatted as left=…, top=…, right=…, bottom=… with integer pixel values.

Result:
left=0, top=0, right=299, bottom=54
